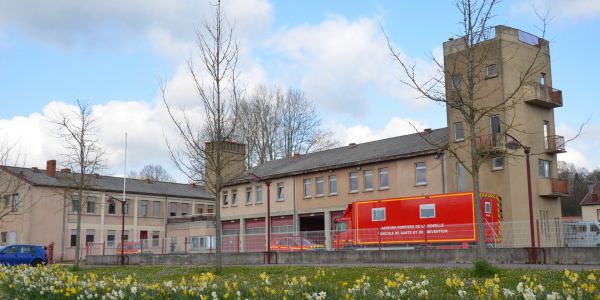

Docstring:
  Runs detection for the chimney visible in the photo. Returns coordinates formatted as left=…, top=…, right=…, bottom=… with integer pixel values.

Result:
left=422, top=128, right=433, bottom=135
left=46, top=160, right=56, bottom=177
left=60, top=168, right=71, bottom=174
left=32, top=167, right=39, bottom=172
left=348, top=143, right=357, bottom=148
left=145, top=178, right=153, bottom=184
left=293, top=153, right=301, bottom=158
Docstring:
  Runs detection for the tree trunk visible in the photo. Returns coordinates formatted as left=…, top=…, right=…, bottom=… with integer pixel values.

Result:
left=74, top=189, right=83, bottom=268
left=470, top=126, right=486, bottom=259
left=215, top=185, right=223, bottom=273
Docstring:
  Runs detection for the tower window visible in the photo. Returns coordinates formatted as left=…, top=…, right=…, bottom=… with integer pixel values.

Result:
left=486, top=64, right=497, bottom=78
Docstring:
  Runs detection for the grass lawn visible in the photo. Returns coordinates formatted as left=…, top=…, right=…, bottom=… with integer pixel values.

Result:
left=1, top=263, right=598, bottom=299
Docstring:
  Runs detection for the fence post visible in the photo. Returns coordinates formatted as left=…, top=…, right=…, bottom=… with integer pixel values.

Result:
left=140, top=240, right=144, bottom=254
left=184, top=237, right=188, bottom=254
left=536, top=219, right=541, bottom=248
left=162, top=238, right=165, bottom=254
left=102, top=241, right=105, bottom=256
left=300, top=231, right=304, bottom=252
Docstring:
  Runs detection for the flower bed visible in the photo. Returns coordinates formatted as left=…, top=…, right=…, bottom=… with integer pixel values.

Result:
left=0, top=265, right=598, bottom=299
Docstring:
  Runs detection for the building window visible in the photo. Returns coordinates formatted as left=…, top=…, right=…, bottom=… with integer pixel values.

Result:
left=315, top=176, right=324, bottom=196
left=246, top=187, right=252, bottom=205
left=538, top=160, right=552, bottom=178
left=328, top=175, right=337, bottom=195
left=231, top=190, right=238, bottom=206
left=277, top=183, right=285, bottom=201
left=486, top=64, right=497, bottom=78
left=372, top=208, right=386, bottom=221
left=71, top=195, right=79, bottom=213
left=122, top=230, right=129, bottom=241
left=170, top=202, right=177, bottom=217
left=152, top=201, right=160, bottom=217
left=492, top=157, right=504, bottom=170
left=152, top=231, right=160, bottom=247
left=108, top=201, right=116, bottom=215
left=458, top=163, right=468, bottom=192
left=540, top=72, right=546, bottom=85
left=303, top=178, right=312, bottom=198
left=207, top=205, right=214, bottom=214
left=454, top=122, right=464, bottom=142
left=256, top=186, right=263, bottom=204
left=10, top=194, right=18, bottom=212
left=420, top=204, right=436, bottom=219
left=107, top=230, right=116, bottom=247
left=415, top=162, right=427, bottom=185
left=349, top=172, right=358, bottom=193
left=195, top=204, right=204, bottom=215
left=70, top=229, right=78, bottom=247
left=87, top=196, right=96, bottom=214
left=485, top=201, right=492, bottom=214
left=378, top=168, right=389, bottom=189
left=0, top=232, right=6, bottom=244
left=222, top=191, right=229, bottom=207
left=181, top=203, right=189, bottom=216
left=451, top=74, right=461, bottom=90
left=85, top=229, right=95, bottom=245
left=363, top=170, right=373, bottom=191
left=140, top=200, right=148, bottom=217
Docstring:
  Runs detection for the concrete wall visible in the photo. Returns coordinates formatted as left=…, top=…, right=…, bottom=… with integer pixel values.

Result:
left=86, top=247, right=600, bottom=266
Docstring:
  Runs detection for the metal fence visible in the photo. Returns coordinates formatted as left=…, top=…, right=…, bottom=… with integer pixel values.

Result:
left=85, top=220, right=600, bottom=257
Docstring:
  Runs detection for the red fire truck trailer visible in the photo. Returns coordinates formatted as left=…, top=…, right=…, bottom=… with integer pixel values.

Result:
left=332, top=192, right=501, bottom=249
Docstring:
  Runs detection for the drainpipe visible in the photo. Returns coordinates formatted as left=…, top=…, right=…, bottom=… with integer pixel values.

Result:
left=441, top=152, right=446, bottom=194
left=60, top=190, right=67, bottom=262
left=292, top=175, right=297, bottom=233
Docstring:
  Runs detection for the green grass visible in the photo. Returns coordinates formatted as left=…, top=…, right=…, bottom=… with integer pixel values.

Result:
left=73, top=264, right=566, bottom=292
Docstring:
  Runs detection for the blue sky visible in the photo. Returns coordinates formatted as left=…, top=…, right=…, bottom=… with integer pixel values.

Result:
left=0, top=0, right=599, bottom=181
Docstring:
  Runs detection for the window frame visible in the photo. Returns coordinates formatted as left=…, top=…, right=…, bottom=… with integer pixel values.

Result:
left=181, top=203, right=189, bottom=216
left=458, top=163, right=468, bottom=192
left=378, top=168, right=389, bottom=189
left=86, top=196, right=96, bottom=214
left=140, top=200, right=148, bottom=217
left=303, top=178, right=312, bottom=198
left=107, top=230, right=116, bottom=247
left=169, top=202, right=177, bottom=217
left=315, top=176, right=324, bottom=196
left=491, top=157, right=504, bottom=171
left=485, top=201, right=492, bottom=214
left=255, top=186, right=263, bottom=204
left=363, top=170, right=373, bottom=191
left=222, top=191, right=229, bottom=207
left=419, top=204, right=436, bottom=219
left=231, top=190, right=238, bottom=207
left=277, top=182, right=285, bottom=201
left=371, top=207, right=386, bottom=222
left=328, top=175, right=338, bottom=195
left=415, top=162, right=427, bottom=186
left=152, top=201, right=161, bottom=217
left=538, top=159, right=552, bottom=178
left=453, top=121, right=464, bottom=142
left=486, top=64, right=498, bottom=78
left=349, top=172, right=358, bottom=193
left=451, top=74, right=461, bottom=91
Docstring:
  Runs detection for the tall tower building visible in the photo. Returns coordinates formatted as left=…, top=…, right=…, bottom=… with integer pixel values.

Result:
left=443, top=25, right=568, bottom=246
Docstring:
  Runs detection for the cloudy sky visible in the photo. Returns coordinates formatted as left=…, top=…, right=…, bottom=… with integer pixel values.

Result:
left=0, top=0, right=599, bottom=182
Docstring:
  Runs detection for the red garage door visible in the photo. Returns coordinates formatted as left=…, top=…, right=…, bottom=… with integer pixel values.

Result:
left=222, top=220, right=240, bottom=253
left=245, top=218, right=265, bottom=252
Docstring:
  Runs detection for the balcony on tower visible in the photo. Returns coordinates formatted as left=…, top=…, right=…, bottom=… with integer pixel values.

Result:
left=538, top=178, right=569, bottom=198
left=545, top=135, right=566, bottom=154
left=475, top=134, right=505, bottom=154
left=522, top=83, right=563, bottom=108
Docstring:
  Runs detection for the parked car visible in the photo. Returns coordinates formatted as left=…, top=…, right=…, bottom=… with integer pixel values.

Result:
left=0, top=244, right=48, bottom=266
left=270, top=237, right=324, bottom=252
left=115, top=242, right=152, bottom=255
left=564, top=221, right=600, bottom=247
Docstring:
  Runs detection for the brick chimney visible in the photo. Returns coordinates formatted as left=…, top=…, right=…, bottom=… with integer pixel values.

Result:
left=46, top=160, right=56, bottom=177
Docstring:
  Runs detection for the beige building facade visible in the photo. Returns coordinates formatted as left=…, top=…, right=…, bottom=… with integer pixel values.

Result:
left=0, top=161, right=215, bottom=261
left=580, top=181, right=600, bottom=221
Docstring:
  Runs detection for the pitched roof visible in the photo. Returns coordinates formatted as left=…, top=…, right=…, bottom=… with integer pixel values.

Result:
left=0, top=166, right=213, bottom=200
left=580, top=181, right=600, bottom=206
left=228, top=127, right=448, bottom=185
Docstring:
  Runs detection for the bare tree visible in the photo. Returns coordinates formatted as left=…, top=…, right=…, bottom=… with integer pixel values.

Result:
left=384, top=0, right=551, bottom=257
left=51, top=100, right=104, bottom=268
left=162, top=0, right=241, bottom=273
left=237, top=85, right=337, bottom=168
left=129, top=164, right=174, bottom=182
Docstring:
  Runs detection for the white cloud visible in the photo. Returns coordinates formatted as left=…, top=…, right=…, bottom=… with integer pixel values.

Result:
left=327, top=116, right=430, bottom=145
left=556, top=122, right=600, bottom=170
left=511, top=0, right=600, bottom=20
left=266, top=15, right=437, bottom=117
left=0, top=0, right=272, bottom=60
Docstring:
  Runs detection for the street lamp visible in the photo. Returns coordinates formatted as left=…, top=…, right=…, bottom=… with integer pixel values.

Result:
left=249, top=173, right=272, bottom=263
left=107, top=196, right=127, bottom=265
left=506, top=133, right=537, bottom=263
